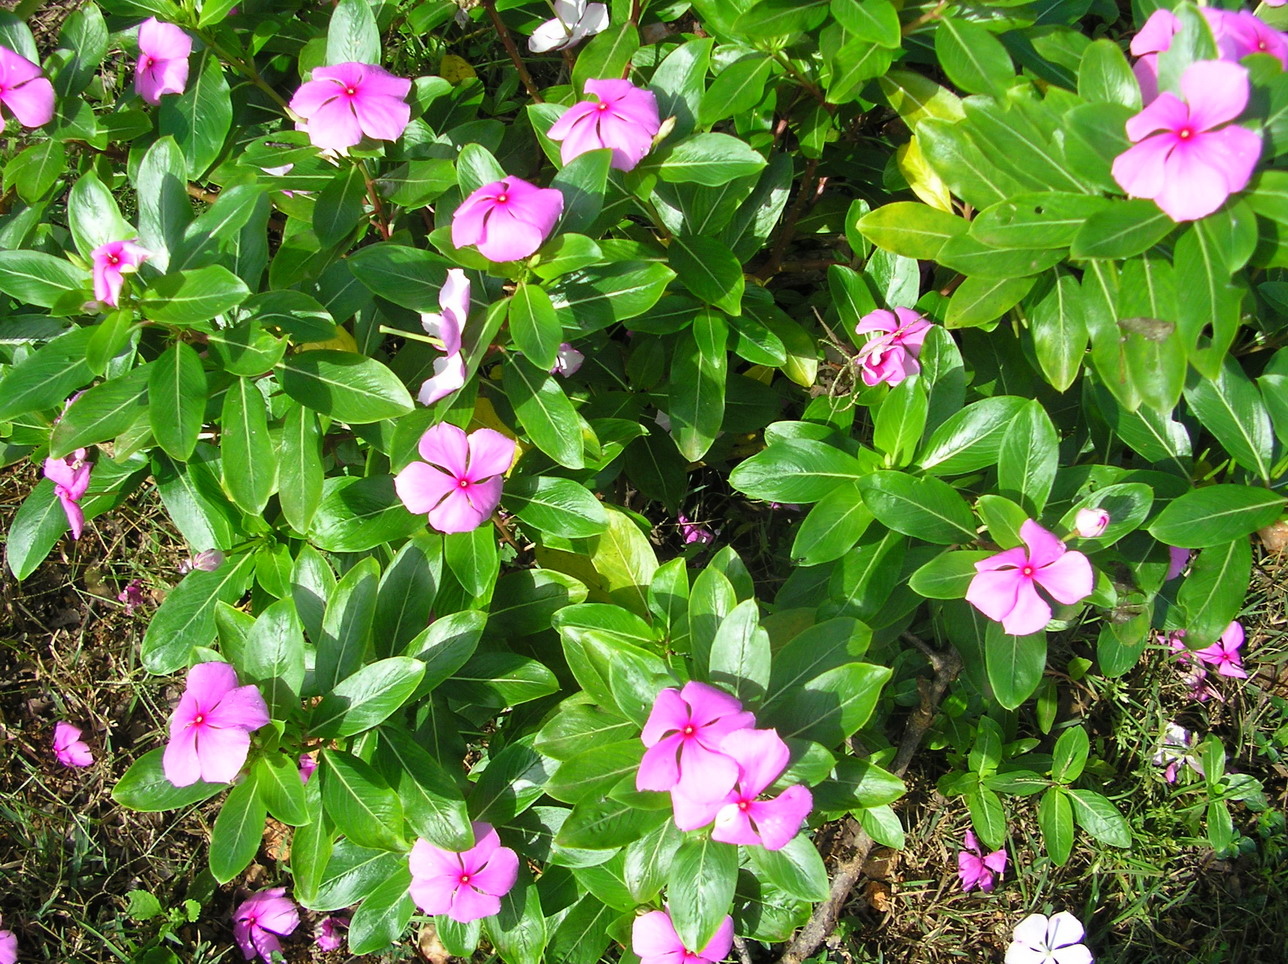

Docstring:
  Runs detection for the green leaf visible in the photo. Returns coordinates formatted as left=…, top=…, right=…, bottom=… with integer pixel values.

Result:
left=970, top=193, right=1109, bottom=250
left=49, top=365, right=150, bottom=459
left=556, top=795, right=668, bottom=849
left=746, top=834, right=829, bottom=902
left=141, top=554, right=255, bottom=673
left=221, top=377, right=277, bottom=515
left=239, top=597, right=306, bottom=712
left=1029, top=271, right=1088, bottom=392
left=669, top=235, right=744, bottom=315
left=813, top=757, right=906, bottom=813
left=966, top=786, right=1007, bottom=850
left=112, top=748, right=223, bottom=812
left=573, top=22, right=639, bottom=93
left=67, top=170, right=129, bottom=258
left=502, top=477, right=609, bottom=538
left=451, top=651, right=559, bottom=708
left=790, top=483, right=874, bottom=566
left=348, top=867, right=415, bottom=954
left=0, top=250, right=89, bottom=308
left=731, top=438, right=868, bottom=503
left=1148, top=485, right=1284, bottom=548
left=148, top=343, right=207, bottom=461
left=158, top=51, right=231, bottom=178
left=486, top=872, right=548, bottom=964
left=1038, top=788, right=1074, bottom=864
left=444, top=525, right=499, bottom=599
left=316, top=556, right=380, bottom=690
left=858, top=471, right=976, bottom=544
left=5, top=139, right=66, bottom=203
left=732, top=0, right=828, bottom=39
left=1066, top=788, right=1131, bottom=847
left=916, top=396, right=1028, bottom=475
left=1078, top=38, right=1141, bottom=109
left=699, top=55, right=772, bottom=126
left=873, top=377, right=928, bottom=468
left=986, top=623, right=1047, bottom=709
left=935, top=16, right=1014, bottom=98
left=550, top=261, right=676, bottom=334
left=255, top=753, right=310, bottom=826
left=140, top=265, right=250, bottom=324
left=314, top=163, right=367, bottom=247
left=1178, top=537, right=1252, bottom=648
left=280, top=351, right=414, bottom=423
left=326, top=0, right=380, bottom=64
left=310, top=840, right=404, bottom=912
left=375, top=728, right=472, bottom=850
left=831, top=0, right=901, bottom=47
left=550, top=150, right=611, bottom=237
left=858, top=202, right=969, bottom=259
left=373, top=535, right=441, bottom=657
left=320, top=749, right=406, bottom=851
left=708, top=599, right=770, bottom=704
left=1184, top=360, right=1273, bottom=481
left=997, top=401, right=1058, bottom=514
left=586, top=506, right=660, bottom=617
left=406, top=610, right=485, bottom=694
left=655, top=133, right=768, bottom=186
left=312, top=657, right=426, bottom=738
left=469, top=738, right=552, bottom=825
left=669, top=837, right=738, bottom=950
left=510, top=284, right=562, bottom=372
left=669, top=311, right=728, bottom=461
left=279, top=403, right=325, bottom=535
left=1051, top=725, right=1090, bottom=784
left=909, top=549, right=993, bottom=600
left=347, top=243, right=450, bottom=313
left=0, top=326, right=93, bottom=420
left=765, top=662, right=891, bottom=743
left=209, top=774, right=267, bottom=883
left=503, top=355, right=585, bottom=469
left=546, top=741, right=645, bottom=805
left=310, top=475, right=423, bottom=553
left=1069, top=200, right=1174, bottom=259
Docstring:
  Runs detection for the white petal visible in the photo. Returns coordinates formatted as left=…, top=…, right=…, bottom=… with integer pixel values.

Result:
left=528, top=18, right=571, bottom=53
left=1012, top=914, right=1052, bottom=948
left=1047, top=912, right=1085, bottom=949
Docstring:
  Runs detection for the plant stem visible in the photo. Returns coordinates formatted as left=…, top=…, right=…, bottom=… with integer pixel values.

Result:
left=758, top=157, right=821, bottom=280
left=481, top=0, right=543, bottom=101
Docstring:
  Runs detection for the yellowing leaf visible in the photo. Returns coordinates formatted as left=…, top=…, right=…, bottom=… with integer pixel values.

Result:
left=440, top=54, right=476, bottom=84
left=897, top=136, right=954, bottom=214
left=297, top=326, right=358, bottom=353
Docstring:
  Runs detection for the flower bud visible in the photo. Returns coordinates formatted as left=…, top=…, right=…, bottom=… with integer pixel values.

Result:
left=1073, top=508, right=1109, bottom=538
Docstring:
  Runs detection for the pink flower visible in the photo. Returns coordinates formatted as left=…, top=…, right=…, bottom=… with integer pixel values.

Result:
left=451, top=176, right=564, bottom=262
left=1152, top=722, right=1203, bottom=783
left=1112, top=60, right=1262, bottom=223
left=1005, top=912, right=1092, bottom=964
left=670, top=728, right=813, bottom=850
left=91, top=240, right=149, bottom=308
left=417, top=269, right=470, bottom=406
left=552, top=342, right=584, bottom=376
left=179, top=548, right=225, bottom=574
left=0, top=44, right=54, bottom=128
left=315, top=915, right=346, bottom=952
left=232, top=888, right=299, bottom=963
left=966, top=520, right=1095, bottom=636
left=408, top=822, right=519, bottom=923
left=118, top=579, right=146, bottom=613
left=853, top=307, right=933, bottom=387
left=957, top=830, right=1007, bottom=892
left=1164, top=630, right=1223, bottom=703
left=1194, top=620, right=1248, bottom=679
left=1129, top=9, right=1178, bottom=104
left=529, top=0, right=609, bottom=53
left=135, top=18, right=191, bottom=104
left=1073, top=508, right=1109, bottom=539
left=53, top=722, right=93, bottom=767
left=677, top=513, right=714, bottom=546
left=632, top=909, right=734, bottom=964
left=0, top=921, right=15, bottom=964
left=637, top=681, right=755, bottom=802
left=1166, top=545, right=1191, bottom=580
left=43, top=447, right=92, bottom=539
left=548, top=79, right=661, bottom=171
left=289, top=62, right=411, bottom=151
left=1220, top=11, right=1288, bottom=69
left=298, top=753, right=317, bottom=783
left=162, top=662, right=270, bottom=787
left=394, top=423, right=515, bottom=534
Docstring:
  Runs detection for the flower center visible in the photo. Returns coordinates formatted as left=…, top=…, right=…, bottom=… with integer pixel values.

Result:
left=108, top=254, right=120, bottom=265
left=1178, top=126, right=1194, bottom=140
left=682, top=724, right=695, bottom=736
left=1021, top=565, right=1034, bottom=577
left=344, top=86, right=357, bottom=96
left=737, top=799, right=751, bottom=812
left=457, top=477, right=471, bottom=489
left=596, top=102, right=609, bottom=111
left=193, top=713, right=205, bottom=725
left=246, top=914, right=258, bottom=926
left=496, top=193, right=509, bottom=204
left=458, top=873, right=472, bottom=886
left=144, top=56, right=155, bottom=68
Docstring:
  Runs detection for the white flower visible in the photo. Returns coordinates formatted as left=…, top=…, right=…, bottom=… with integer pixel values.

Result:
left=528, top=0, right=609, bottom=53
left=1005, top=912, right=1093, bottom=964
left=551, top=342, right=584, bottom=376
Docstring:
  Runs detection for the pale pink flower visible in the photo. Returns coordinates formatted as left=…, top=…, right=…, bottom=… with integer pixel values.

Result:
left=179, top=548, right=225, bottom=574
left=0, top=921, right=15, bottom=964
left=552, top=342, right=584, bottom=376
left=162, top=662, right=270, bottom=787
left=315, top=915, right=346, bottom=952
left=43, top=447, right=92, bottom=540
left=289, top=62, right=411, bottom=151
left=677, top=513, right=714, bottom=546
left=966, top=520, right=1095, bottom=636
left=53, top=722, right=93, bottom=767
left=548, top=79, right=661, bottom=171
left=1112, top=60, right=1261, bottom=222
left=408, top=822, right=518, bottom=923
left=0, top=44, right=55, bottom=128
left=1152, top=722, right=1203, bottom=783
left=394, top=423, right=515, bottom=533
left=637, top=682, right=755, bottom=803
left=232, top=888, right=299, bottom=963
left=135, top=18, right=191, bottom=104
left=1166, top=545, right=1191, bottom=580
left=1073, top=508, right=1109, bottom=539
left=670, top=728, right=813, bottom=850
left=632, top=909, right=734, bottom=964
left=418, top=269, right=470, bottom=406
left=91, top=240, right=149, bottom=308
left=854, top=307, right=933, bottom=387
left=298, top=753, right=317, bottom=783
left=1005, top=911, right=1093, bottom=964
left=451, top=177, right=563, bottom=262
left=1194, top=620, right=1248, bottom=679
left=529, top=0, right=609, bottom=53
left=957, top=829, right=1007, bottom=892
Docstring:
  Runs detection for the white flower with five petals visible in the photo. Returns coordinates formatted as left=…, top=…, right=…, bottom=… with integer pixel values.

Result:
left=1005, top=912, right=1093, bottom=964
left=528, top=0, right=609, bottom=53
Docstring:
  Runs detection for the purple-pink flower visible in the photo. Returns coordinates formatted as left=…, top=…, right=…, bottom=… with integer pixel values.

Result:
left=53, top=722, right=93, bottom=768
left=91, top=240, right=149, bottom=308
left=670, top=728, right=813, bottom=850
left=957, top=830, right=1007, bottom=892
left=637, top=681, right=755, bottom=802
left=678, top=513, right=714, bottom=546
left=451, top=176, right=563, bottom=262
left=0, top=44, right=55, bottom=129
left=1164, top=630, right=1224, bottom=703
left=966, top=520, right=1095, bottom=636
left=552, top=342, right=584, bottom=376
left=232, top=887, right=299, bottom=963
left=162, top=662, right=270, bottom=787
left=418, top=269, right=470, bottom=406
left=1152, top=722, right=1203, bottom=783
left=394, top=423, right=515, bottom=534
left=1112, top=60, right=1261, bottom=222
left=118, top=579, right=146, bottom=613
left=315, top=915, right=346, bottom=952
left=43, top=447, right=91, bottom=540
left=1194, top=620, right=1248, bottom=679
left=135, top=18, right=191, bottom=104
left=180, top=548, right=225, bottom=573
left=298, top=753, right=317, bottom=783
left=0, top=920, right=15, bottom=964
left=408, top=822, right=519, bottom=923
left=289, top=62, right=411, bottom=151
left=632, top=909, right=734, bottom=964
left=548, top=79, right=661, bottom=171
left=1166, top=545, right=1191, bottom=581
left=1073, top=508, right=1109, bottom=539
left=854, top=307, right=932, bottom=387
left=1129, top=8, right=1288, bottom=104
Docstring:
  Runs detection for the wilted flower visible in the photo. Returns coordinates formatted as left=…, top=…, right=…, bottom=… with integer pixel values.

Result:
left=529, top=0, right=609, bottom=53
left=1005, top=911, right=1093, bottom=964
left=162, top=662, right=270, bottom=787
left=637, top=681, right=755, bottom=802
left=315, top=915, right=346, bottom=952
left=633, top=910, right=734, bottom=964
left=408, top=823, right=518, bottom=923
left=1194, top=620, right=1248, bottom=679
left=394, top=423, right=516, bottom=534
left=451, top=176, right=563, bottom=262
left=232, top=888, right=299, bottom=963
left=1073, top=508, right=1109, bottom=539
left=552, top=342, right=584, bottom=376
left=966, top=520, right=1095, bottom=636
left=118, top=579, right=146, bottom=613
left=91, top=240, right=149, bottom=308
left=289, top=62, right=411, bottom=151
left=135, top=18, right=191, bottom=104
left=0, top=44, right=55, bottom=128
left=418, top=269, right=470, bottom=406
left=53, top=722, right=93, bottom=768
left=180, top=548, right=225, bottom=574
left=548, top=79, right=661, bottom=171
left=958, top=829, right=1007, bottom=892
left=854, top=307, right=932, bottom=387
left=43, top=447, right=91, bottom=540
left=1152, top=722, right=1204, bottom=783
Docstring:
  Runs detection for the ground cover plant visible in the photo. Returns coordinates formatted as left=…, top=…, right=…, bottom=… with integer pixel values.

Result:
left=2, top=0, right=1288, bottom=961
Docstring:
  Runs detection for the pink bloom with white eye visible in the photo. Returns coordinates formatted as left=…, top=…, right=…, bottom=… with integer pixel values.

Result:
left=637, top=681, right=755, bottom=802
left=91, top=240, right=149, bottom=308
left=394, top=423, right=515, bottom=534
left=43, top=447, right=92, bottom=539
left=0, top=44, right=55, bottom=128
left=1112, top=60, right=1262, bottom=223
left=957, top=829, right=1008, bottom=893
left=552, top=342, right=584, bottom=376
left=232, top=887, right=299, bottom=963
left=53, top=721, right=93, bottom=767
left=1073, top=508, right=1109, bottom=539
left=1152, top=722, right=1203, bottom=784
left=298, top=753, right=317, bottom=783
left=632, top=909, right=734, bottom=964
left=1194, top=620, right=1248, bottom=679
left=854, top=307, right=933, bottom=387
left=0, top=921, right=15, bottom=964
left=529, top=0, right=609, bottom=53
left=677, top=513, right=714, bottom=546
left=1005, top=911, right=1092, bottom=964
left=451, top=177, right=564, bottom=262
left=1166, top=545, right=1191, bottom=580
left=418, top=269, right=471, bottom=406
left=289, top=62, right=411, bottom=151
left=966, top=519, right=1095, bottom=636
left=162, top=662, right=270, bottom=787
left=670, top=728, right=813, bottom=850
left=315, top=915, right=346, bottom=952
left=135, top=18, right=191, bottom=104
left=548, top=79, right=661, bottom=171
left=408, top=822, right=518, bottom=923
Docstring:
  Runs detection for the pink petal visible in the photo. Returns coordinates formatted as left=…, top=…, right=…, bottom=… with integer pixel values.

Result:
left=43, top=455, right=76, bottom=489
left=427, top=487, right=489, bottom=534
left=232, top=919, right=256, bottom=959
left=139, top=18, right=192, bottom=61
left=746, top=784, right=813, bottom=850
left=353, top=89, right=411, bottom=142
left=641, top=688, right=690, bottom=746
left=595, top=111, right=655, bottom=170
left=973, top=546, right=1030, bottom=573
left=670, top=788, right=728, bottom=831
left=289, top=77, right=342, bottom=118
left=1131, top=9, right=1178, bottom=56
left=1033, top=550, right=1094, bottom=605
left=1000, top=581, right=1052, bottom=636
left=696, top=916, right=735, bottom=963
left=637, top=734, right=684, bottom=791
left=1, top=70, right=53, bottom=128
left=633, top=911, right=686, bottom=964
left=311, top=62, right=365, bottom=88
left=966, top=568, right=1023, bottom=623
left=355, top=63, right=411, bottom=99
left=679, top=680, right=746, bottom=729
left=470, top=845, right=518, bottom=896
left=476, top=204, right=548, bottom=263
left=251, top=927, right=283, bottom=961
left=855, top=309, right=898, bottom=337
left=0, top=44, right=43, bottom=84
left=1154, top=136, right=1240, bottom=221
left=59, top=493, right=85, bottom=540
left=448, top=884, right=501, bottom=923
left=1133, top=57, right=1160, bottom=105
left=418, top=353, right=467, bottom=406
left=462, top=822, right=500, bottom=868
left=1112, top=133, right=1174, bottom=201
left=1020, top=519, right=1067, bottom=569
left=675, top=740, right=741, bottom=802
left=718, top=728, right=790, bottom=798
left=410, top=873, right=459, bottom=914
left=206, top=682, right=270, bottom=731
left=464, top=474, right=504, bottom=520
left=162, top=723, right=202, bottom=786
left=958, top=852, right=986, bottom=891
left=466, top=428, right=516, bottom=481
left=195, top=724, right=252, bottom=783
left=418, top=421, right=470, bottom=477
left=186, top=661, right=239, bottom=707
left=438, top=268, right=471, bottom=354
left=1124, top=91, right=1190, bottom=142
left=410, top=838, right=464, bottom=879
left=451, top=189, right=498, bottom=249
left=1180, top=60, right=1249, bottom=132
left=254, top=896, right=300, bottom=936
left=395, top=460, right=457, bottom=515
left=983, top=848, right=1008, bottom=874
left=548, top=100, right=598, bottom=141
left=307, top=96, right=364, bottom=150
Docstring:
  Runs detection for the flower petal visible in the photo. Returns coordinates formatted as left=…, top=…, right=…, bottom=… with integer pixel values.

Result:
left=637, top=734, right=684, bottom=791
left=163, top=723, right=202, bottom=786
left=428, top=487, right=488, bottom=534
left=1000, top=581, right=1052, bottom=636
left=747, top=784, right=813, bottom=850
left=671, top=789, right=727, bottom=831
left=676, top=740, right=741, bottom=802
left=206, top=682, right=270, bottom=732
left=1046, top=911, right=1086, bottom=949
left=466, top=427, right=517, bottom=481
left=679, top=680, right=745, bottom=728
left=641, top=688, right=689, bottom=746
left=410, top=838, right=463, bottom=880
left=195, top=724, right=252, bottom=783
left=633, top=911, right=686, bottom=964
left=1033, top=550, right=1094, bottom=605
left=418, top=421, right=470, bottom=476
left=448, top=884, right=501, bottom=923
left=418, top=353, right=467, bottom=406
left=966, top=568, right=1023, bottom=623
left=718, top=727, right=790, bottom=798
left=1020, top=519, right=1067, bottom=569
left=1011, top=913, right=1052, bottom=948
left=696, top=915, right=735, bottom=963
left=353, top=88, right=411, bottom=142
left=186, top=661, right=238, bottom=708
left=1180, top=60, right=1249, bottom=132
